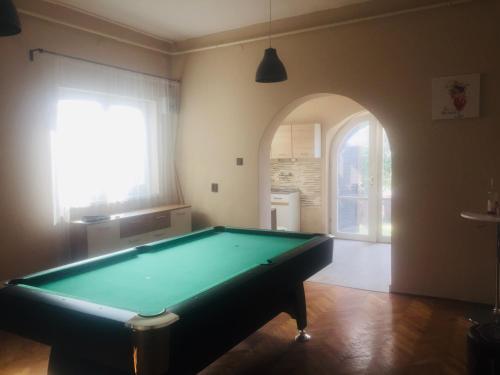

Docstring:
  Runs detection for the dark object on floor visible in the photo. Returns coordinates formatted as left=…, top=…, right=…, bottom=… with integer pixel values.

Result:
left=467, top=322, right=500, bottom=375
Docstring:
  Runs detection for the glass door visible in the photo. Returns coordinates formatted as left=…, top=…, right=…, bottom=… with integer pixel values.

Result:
left=378, top=129, right=392, bottom=242
left=331, top=114, right=391, bottom=242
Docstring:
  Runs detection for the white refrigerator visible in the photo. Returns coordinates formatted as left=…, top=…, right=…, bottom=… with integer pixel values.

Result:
left=271, top=191, right=300, bottom=232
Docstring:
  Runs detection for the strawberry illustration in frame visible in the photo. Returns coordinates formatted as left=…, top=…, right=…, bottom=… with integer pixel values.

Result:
left=447, top=80, right=469, bottom=113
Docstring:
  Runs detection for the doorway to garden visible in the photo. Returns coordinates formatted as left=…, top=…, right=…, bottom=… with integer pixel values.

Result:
left=331, top=112, right=392, bottom=243
left=259, top=94, right=392, bottom=292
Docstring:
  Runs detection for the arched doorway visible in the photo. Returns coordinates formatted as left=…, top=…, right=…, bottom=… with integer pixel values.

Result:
left=259, top=94, right=392, bottom=292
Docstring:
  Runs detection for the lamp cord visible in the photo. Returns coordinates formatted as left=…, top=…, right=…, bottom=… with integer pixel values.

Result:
left=269, top=0, right=272, bottom=48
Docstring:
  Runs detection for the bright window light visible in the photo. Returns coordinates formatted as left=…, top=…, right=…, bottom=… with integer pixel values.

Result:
left=52, top=96, right=150, bottom=212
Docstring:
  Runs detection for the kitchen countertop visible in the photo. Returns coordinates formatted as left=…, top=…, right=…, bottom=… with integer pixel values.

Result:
left=271, top=188, right=299, bottom=194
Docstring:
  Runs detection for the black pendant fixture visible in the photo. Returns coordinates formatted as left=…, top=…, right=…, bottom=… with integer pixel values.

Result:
left=255, top=0, right=287, bottom=83
left=0, top=0, right=21, bottom=36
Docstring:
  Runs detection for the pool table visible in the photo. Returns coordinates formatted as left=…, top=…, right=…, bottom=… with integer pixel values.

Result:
left=0, top=226, right=333, bottom=375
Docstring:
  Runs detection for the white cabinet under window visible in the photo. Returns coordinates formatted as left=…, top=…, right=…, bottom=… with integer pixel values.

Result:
left=171, top=208, right=192, bottom=236
left=70, top=205, right=192, bottom=259
left=86, top=221, right=120, bottom=255
left=270, top=123, right=321, bottom=159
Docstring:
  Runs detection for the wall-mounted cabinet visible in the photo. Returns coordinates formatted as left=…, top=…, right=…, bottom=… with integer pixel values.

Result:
left=292, top=124, right=321, bottom=158
left=270, top=123, right=321, bottom=159
left=270, top=124, right=293, bottom=159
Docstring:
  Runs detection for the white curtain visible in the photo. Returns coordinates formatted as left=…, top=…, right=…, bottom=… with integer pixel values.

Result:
left=38, top=53, right=180, bottom=223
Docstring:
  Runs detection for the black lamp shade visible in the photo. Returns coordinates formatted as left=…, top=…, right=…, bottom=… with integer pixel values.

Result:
left=255, top=48, right=287, bottom=83
left=0, top=0, right=21, bottom=36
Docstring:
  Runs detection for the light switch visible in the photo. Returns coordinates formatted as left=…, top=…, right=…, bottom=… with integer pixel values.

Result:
left=236, top=157, right=244, bottom=166
left=211, top=183, right=219, bottom=193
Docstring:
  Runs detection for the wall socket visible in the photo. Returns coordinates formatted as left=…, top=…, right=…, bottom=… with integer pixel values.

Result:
left=236, top=157, right=244, bottom=166
left=211, top=183, right=219, bottom=193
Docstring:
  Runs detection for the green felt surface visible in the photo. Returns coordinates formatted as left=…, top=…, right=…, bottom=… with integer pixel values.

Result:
left=20, top=229, right=313, bottom=316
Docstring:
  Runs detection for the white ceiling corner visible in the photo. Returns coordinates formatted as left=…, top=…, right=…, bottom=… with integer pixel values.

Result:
left=45, top=0, right=370, bottom=41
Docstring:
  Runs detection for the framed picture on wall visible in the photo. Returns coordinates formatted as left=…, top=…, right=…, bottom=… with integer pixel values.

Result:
left=432, top=74, right=480, bottom=120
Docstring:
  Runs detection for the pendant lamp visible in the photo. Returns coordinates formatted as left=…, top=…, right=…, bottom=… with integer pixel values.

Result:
left=0, top=0, right=21, bottom=36
left=255, top=0, right=287, bottom=83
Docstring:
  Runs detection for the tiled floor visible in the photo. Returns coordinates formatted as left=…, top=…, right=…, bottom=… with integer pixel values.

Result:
left=309, top=239, right=391, bottom=292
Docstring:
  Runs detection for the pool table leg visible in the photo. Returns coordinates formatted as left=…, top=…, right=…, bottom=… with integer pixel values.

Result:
left=288, top=283, right=311, bottom=343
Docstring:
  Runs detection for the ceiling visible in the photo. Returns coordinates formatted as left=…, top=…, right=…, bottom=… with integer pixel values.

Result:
left=45, top=0, right=369, bottom=41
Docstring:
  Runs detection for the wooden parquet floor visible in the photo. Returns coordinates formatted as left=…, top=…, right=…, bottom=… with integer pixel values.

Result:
left=0, top=282, right=473, bottom=375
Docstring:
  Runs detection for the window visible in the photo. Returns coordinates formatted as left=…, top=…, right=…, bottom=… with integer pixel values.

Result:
left=51, top=89, right=159, bottom=221
left=41, top=54, right=180, bottom=225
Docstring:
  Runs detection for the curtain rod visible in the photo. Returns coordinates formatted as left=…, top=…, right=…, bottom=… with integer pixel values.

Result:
left=28, top=48, right=179, bottom=83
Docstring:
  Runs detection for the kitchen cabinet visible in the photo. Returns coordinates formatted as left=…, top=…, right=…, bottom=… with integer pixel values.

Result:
left=270, top=123, right=321, bottom=159
left=292, top=123, right=321, bottom=158
left=270, top=124, right=292, bottom=159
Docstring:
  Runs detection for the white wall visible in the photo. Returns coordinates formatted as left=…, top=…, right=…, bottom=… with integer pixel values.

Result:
left=174, top=0, right=500, bottom=304
left=0, top=13, right=169, bottom=280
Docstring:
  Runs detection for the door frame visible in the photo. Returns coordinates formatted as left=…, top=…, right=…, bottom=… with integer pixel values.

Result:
left=330, top=112, right=390, bottom=243
left=376, top=124, right=392, bottom=243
